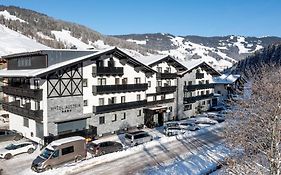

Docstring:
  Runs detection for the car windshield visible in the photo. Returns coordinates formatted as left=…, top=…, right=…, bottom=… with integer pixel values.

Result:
left=5, top=144, right=17, bottom=150
left=40, top=148, right=54, bottom=159
left=125, top=134, right=132, bottom=140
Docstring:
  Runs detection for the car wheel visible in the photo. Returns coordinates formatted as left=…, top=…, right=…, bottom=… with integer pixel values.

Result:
left=4, top=153, right=12, bottom=160
left=75, top=155, right=83, bottom=162
left=27, top=148, right=35, bottom=154
left=45, top=165, right=52, bottom=171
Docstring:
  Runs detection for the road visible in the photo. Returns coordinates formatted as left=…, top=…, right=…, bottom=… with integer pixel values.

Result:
left=72, top=128, right=224, bottom=175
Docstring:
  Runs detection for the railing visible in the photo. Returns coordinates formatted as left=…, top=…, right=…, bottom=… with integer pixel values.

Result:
left=184, top=83, right=215, bottom=91
left=92, top=83, right=148, bottom=95
left=183, top=93, right=214, bottom=104
left=93, top=100, right=147, bottom=114
left=196, top=73, right=204, bottom=79
left=147, top=98, right=175, bottom=106
left=2, top=102, right=43, bottom=122
left=156, top=86, right=177, bottom=93
left=92, top=67, right=124, bottom=77
left=156, top=73, right=178, bottom=79
left=2, top=86, right=42, bottom=100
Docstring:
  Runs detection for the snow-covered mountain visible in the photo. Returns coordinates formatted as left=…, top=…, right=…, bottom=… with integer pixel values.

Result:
left=114, top=33, right=281, bottom=70
left=1, top=5, right=281, bottom=71
left=0, top=24, right=49, bottom=56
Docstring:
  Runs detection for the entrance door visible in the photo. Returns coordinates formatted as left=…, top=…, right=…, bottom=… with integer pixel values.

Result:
left=158, top=113, right=164, bottom=126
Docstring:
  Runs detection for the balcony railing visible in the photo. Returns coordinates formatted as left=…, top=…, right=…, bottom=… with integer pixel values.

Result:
left=196, top=73, right=204, bottom=79
left=156, top=86, right=177, bottom=94
left=147, top=98, right=175, bottom=106
left=183, top=93, right=214, bottom=104
left=92, top=67, right=124, bottom=77
left=156, top=73, right=178, bottom=79
left=92, top=83, right=148, bottom=95
left=93, top=100, right=147, bottom=114
left=2, top=101, right=43, bottom=122
left=184, top=83, right=215, bottom=91
left=2, top=86, right=42, bottom=100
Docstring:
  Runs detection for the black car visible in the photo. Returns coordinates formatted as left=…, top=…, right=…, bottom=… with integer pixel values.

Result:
left=0, top=129, right=22, bottom=142
left=87, top=141, right=123, bottom=156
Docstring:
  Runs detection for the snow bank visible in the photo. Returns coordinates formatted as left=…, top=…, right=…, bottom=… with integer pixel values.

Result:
left=0, top=10, right=27, bottom=23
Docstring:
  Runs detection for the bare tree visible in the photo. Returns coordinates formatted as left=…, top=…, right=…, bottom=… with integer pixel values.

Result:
left=224, top=65, right=281, bottom=175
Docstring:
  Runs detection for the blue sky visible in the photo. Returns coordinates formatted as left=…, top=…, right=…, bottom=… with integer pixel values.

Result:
left=1, top=0, right=281, bottom=37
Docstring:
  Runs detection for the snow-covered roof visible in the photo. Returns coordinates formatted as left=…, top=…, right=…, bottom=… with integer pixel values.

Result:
left=135, top=55, right=169, bottom=65
left=0, top=47, right=156, bottom=78
left=213, top=74, right=240, bottom=84
left=49, top=136, right=85, bottom=147
left=179, top=60, right=221, bottom=76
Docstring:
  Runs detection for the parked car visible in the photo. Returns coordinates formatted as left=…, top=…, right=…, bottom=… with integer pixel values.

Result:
left=87, top=141, right=123, bottom=156
left=208, top=105, right=226, bottom=112
left=124, top=131, right=153, bottom=146
left=208, top=114, right=225, bottom=123
left=164, top=126, right=185, bottom=136
left=179, top=123, right=200, bottom=131
left=0, top=129, right=22, bottom=142
left=31, top=136, right=87, bottom=172
left=163, top=122, right=179, bottom=128
left=194, top=117, right=218, bottom=125
left=0, top=142, right=37, bottom=160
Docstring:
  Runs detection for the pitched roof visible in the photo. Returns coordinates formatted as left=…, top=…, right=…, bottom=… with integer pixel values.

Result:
left=179, top=61, right=221, bottom=77
left=0, top=47, right=156, bottom=78
left=213, top=74, right=241, bottom=84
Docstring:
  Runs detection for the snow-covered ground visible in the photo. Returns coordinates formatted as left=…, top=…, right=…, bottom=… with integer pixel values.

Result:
left=0, top=10, right=27, bottom=23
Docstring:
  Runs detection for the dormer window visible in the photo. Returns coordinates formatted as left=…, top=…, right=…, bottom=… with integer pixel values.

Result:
left=157, top=67, right=162, bottom=73
left=18, top=57, right=31, bottom=67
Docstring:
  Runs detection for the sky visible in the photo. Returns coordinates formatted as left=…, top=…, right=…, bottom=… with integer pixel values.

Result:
left=1, top=0, right=281, bottom=37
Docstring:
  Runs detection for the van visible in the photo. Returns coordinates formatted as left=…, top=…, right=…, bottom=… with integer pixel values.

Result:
left=124, top=131, right=153, bottom=146
left=31, top=136, right=86, bottom=172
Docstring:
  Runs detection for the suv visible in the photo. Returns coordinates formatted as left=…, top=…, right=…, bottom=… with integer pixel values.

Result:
left=0, top=129, right=22, bottom=142
left=124, top=131, right=153, bottom=146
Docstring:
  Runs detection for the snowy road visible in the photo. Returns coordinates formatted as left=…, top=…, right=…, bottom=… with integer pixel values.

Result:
left=72, top=128, right=224, bottom=175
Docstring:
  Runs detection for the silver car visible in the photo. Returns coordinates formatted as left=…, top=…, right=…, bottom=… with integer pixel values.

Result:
left=164, top=126, right=185, bottom=136
left=124, top=131, right=153, bottom=146
left=179, top=123, right=200, bottom=131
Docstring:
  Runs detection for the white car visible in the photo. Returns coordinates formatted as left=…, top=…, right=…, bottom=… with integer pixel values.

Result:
left=0, top=142, right=37, bottom=159
left=164, top=126, right=185, bottom=136
left=179, top=123, right=200, bottom=131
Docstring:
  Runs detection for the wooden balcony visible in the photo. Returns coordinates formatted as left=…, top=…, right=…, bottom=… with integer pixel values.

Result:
left=2, top=101, right=43, bottom=122
left=2, top=86, right=42, bottom=100
left=183, top=93, right=214, bottom=104
left=92, top=67, right=124, bottom=77
left=156, top=73, right=177, bottom=79
left=93, top=100, right=147, bottom=114
left=156, top=86, right=177, bottom=94
left=92, top=83, right=148, bottom=95
left=184, top=83, right=214, bottom=91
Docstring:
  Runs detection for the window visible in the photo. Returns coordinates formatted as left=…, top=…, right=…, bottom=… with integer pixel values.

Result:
left=115, top=78, right=120, bottom=85
left=184, top=81, right=187, bottom=86
left=97, top=78, right=106, bottom=85
left=122, top=78, right=128, bottom=84
left=137, top=94, right=141, bottom=101
left=121, top=113, right=126, bottom=120
left=137, top=110, right=142, bottom=117
left=166, top=80, right=171, bottom=86
left=206, top=80, right=209, bottom=84
left=202, top=101, right=206, bottom=106
left=166, top=67, right=171, bottom=73
left=207, top=100, right=211, bottom=104
left=62, top=146, right=74, bottom=155
left=108, top=97, right=116, bottom=104
left=201, top=91, right=204, bottom=95
left=82, top=79, right=88, bottom=87
left=83, top=100, right=88, bottom=106
left=153, top=96, right=156, bottom=101
left=161, top=95, right=165, bottom=100
left=188, top=81, right=192, bottom=85
left=206, top=90, right=210, bottom=95
left=34, top=79, right=40, bottom=89
left=112, top=114, right=117, bottom=122
left=217, top=91, right=221, bottom=94
left=51, top=150, right=59, bottom=158
left=157, top=81, right=162, bottom=87
left=99, top=98, right=104, bottom=106
left=23, top=118, right=29, bottom=127
left=157, top=67, right=162, bottom=73
left=184, top=104, right=192, bottom=111
left=134, top=77, right=141, bottom=84
left=35, top=101, right=40, bottom=110
left=199, top=81, right=203, bottom=85
left=121, top=96, right=126, bottom=103
left=99, top=116, right=105, bottom=124
left=108, top=58, right=115, bottom=67
left=97, top=60, right=104, bottom=67
left=148, top=81, right=151, bottom=87
left=17, top=57, right=31, bottom=67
